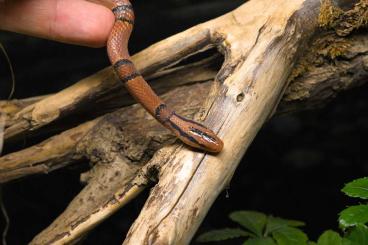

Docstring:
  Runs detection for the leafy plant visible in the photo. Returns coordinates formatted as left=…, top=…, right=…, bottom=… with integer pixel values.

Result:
left=340, top=177, right=368, bottom=228
left=197, top=177, right=368, bottom=245
left=197, top=211, right=308, bottom=245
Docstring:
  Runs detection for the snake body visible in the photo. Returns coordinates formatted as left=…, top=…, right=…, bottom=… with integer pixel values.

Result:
left=107, top=0, right=223, bottom=153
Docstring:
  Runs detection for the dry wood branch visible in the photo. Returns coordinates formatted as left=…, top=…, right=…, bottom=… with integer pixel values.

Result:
left=124, top=1, right=322, bottom=243
left=1, top=56, right=219, bottom=141
left=2, top=31, right=367, bottom=139
left=0, top=96, right=45, bottom=123
left=30, top=83, right=213, bottom=244
left=0, top=0, right=367, bottom=244
left=280, top=32, right=368, bottom=113
left=2, top=1, right=367, bottom=141
left=0, top=120, right=96, bottom=183
left=3, top=30, right=368, bottom=181
left=0, top=65, right=220, bottom=183
left=3, top=29, right=216, bottom=140
left=3, top=67, right=117, bottom=140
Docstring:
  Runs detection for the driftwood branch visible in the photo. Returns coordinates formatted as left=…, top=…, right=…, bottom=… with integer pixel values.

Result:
left=0, top=0, right=367, bottom=244
left=2, top=29, right=367, bottom=181
left=30, top=82, right=211, bottom=244
left=124, top=1, right=321, bottom=243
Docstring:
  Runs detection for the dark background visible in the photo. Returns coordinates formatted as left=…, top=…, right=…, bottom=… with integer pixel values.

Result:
left=1, top=0, right=367, bottom=244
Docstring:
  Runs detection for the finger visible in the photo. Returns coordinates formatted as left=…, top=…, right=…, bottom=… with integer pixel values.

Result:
left=0, top=0, right=115, bottom=47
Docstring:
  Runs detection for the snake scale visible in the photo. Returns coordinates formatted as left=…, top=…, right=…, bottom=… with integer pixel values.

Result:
left=107, top=0, right=223, bottom=153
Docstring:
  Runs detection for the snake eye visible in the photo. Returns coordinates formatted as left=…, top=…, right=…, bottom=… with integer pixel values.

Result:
left=189, top=127, right=217, bottom=144
left=186, top=124, right=223, bottom=153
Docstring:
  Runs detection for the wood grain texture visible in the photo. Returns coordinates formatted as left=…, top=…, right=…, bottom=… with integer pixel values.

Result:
left=124, top=0, right=321, bottom=243
left=29, top=83, right=213, bottom=245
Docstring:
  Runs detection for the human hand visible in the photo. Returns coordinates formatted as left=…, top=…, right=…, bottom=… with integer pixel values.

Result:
left=0, top=0, right=114, bottom=47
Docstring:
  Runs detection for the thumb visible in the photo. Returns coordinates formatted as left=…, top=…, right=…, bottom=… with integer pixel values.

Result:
left=0, top=0, right=115, bottom=47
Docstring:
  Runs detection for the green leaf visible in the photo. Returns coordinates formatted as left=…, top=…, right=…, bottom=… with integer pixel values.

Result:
left=229, top=211, right=267, bottom=237
left=272, top=227, right=308, bottom=245
left=345, top=225, right=368, bottom=245
left=342, top=177, right=368, bottom=199
left=286, top=219, right=306, bottom=227
left=317, top=230, right=343, bottom=245
left=309, top=242, right=318, bottom=245
left=339, top=205, right=368, bottom=228
left=196, top=228, right=250, bottom=242
left=265, top=216, right=305, bottom=234
left=243, top=237, right=277, bottom=245
left=342, top=238, right=353, bottom=245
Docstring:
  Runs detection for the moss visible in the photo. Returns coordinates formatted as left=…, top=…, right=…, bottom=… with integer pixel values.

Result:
left=286, top=54, right=319, bottom=101
left=325, top=41, right=351, bottom=59
left=286, top=1, right=367, bottom=101
left=287, top=60, right=310, bottom=84
left=284, top=81, right=311, bottom=101
left=286, top=37, right=351, bottom=101
left=319, top=0, right=368, bottom=36
left=316, top=38, right=351, bottom=59
left=357, top=1, right=368, bottom=26
left=318, top=0, right=344, bottom=28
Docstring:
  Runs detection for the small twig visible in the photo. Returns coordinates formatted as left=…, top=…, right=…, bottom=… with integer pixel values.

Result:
left=0, top=43, right=16, bottom=99
left=0, top=114, right=9, bottom=245
left=0, top=186, right=9, bottom=245
left=0, top=114, right=3, bottom=155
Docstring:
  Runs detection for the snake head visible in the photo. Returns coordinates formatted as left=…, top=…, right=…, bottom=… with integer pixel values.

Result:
left=166, top=113, right=224, bottom=153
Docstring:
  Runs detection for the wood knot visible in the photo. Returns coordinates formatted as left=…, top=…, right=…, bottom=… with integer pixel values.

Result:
left=236, top=92, right=245, bottom=102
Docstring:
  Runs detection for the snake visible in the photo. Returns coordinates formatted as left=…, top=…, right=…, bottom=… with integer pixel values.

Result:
left=107, top=0, right=223, bottom=153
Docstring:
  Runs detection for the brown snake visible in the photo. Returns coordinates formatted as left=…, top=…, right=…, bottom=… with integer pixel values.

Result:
left=107, top=0, right=223, bottom=153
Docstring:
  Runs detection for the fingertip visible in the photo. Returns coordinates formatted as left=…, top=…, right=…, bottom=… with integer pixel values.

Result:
left=71, top=12, right=115, bottom=48
left=51, top=0, right=115, bottom=47
left=0, top=0, right=115, bottom=47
